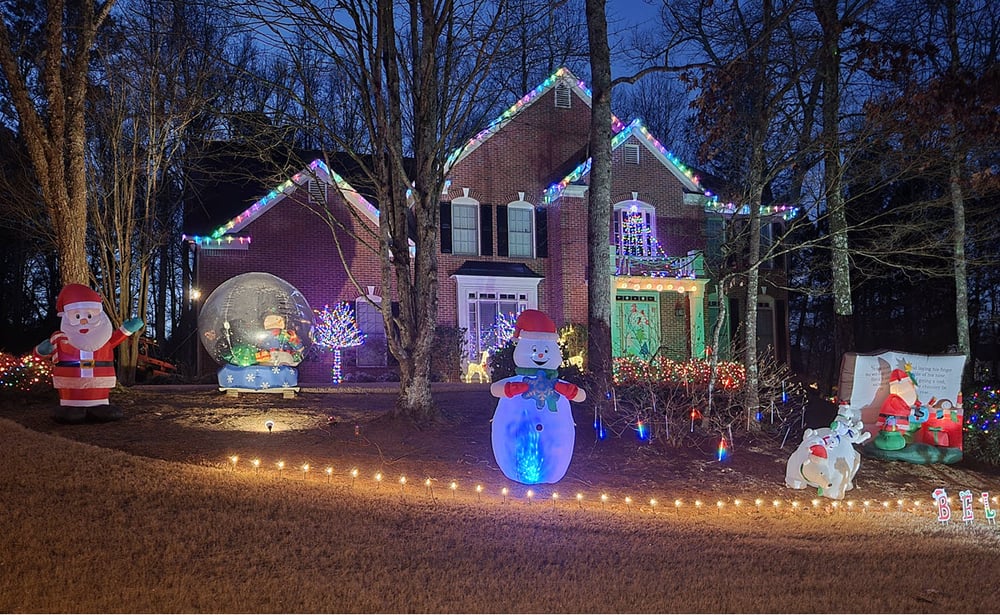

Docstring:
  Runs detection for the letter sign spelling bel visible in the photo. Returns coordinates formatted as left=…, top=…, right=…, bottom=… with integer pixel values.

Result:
left=932, top=488, right=951, bottom=525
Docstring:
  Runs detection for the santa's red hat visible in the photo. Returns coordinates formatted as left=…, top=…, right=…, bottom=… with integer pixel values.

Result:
left=56, top=284, right=104, bottom=315
left=513, top=309, right=558, bottom=342
left=888, top=369, right=909, bottom=383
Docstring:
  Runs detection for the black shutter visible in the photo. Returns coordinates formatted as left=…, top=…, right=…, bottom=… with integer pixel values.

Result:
left=775, top=299, right=788, bottom=364
left=535, top=207, right=548, bottom=258
left=772, top=222, right=785, bottom=270
left=480, top=203, right=492, bottom=256
left=496, top=205, right=508, bottom=257
left=439, top=202, right=451, bottom=254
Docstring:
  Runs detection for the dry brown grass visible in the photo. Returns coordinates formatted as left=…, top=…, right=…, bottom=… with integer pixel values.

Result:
left=2, top=408, right=999, bottom=613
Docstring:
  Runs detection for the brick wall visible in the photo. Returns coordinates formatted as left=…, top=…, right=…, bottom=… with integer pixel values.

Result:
left=193, top=78, right=723, bottom=381
left=194, top=190, right=385, bottom=383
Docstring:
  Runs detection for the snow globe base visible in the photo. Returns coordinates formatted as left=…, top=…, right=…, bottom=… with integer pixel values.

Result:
left=218, top=364, right=299, bottom=394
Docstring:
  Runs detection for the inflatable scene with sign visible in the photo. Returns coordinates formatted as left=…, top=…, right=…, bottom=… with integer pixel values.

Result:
left=198, top=272, right=314, bottom=396
left=836, top=350, right=967, bottom=465
left=782, top=349, right=967, bottom=500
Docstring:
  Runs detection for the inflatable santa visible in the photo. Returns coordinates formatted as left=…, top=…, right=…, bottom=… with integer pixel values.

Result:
left=874, top=367, right=920, bottom=451
left=490, top=309, right=586, bottom=484
left=34, top=284, right=144, bottom=423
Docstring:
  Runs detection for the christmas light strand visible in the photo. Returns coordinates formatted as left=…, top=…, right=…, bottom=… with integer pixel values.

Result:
left=217, top=453, right=1000, bottom=527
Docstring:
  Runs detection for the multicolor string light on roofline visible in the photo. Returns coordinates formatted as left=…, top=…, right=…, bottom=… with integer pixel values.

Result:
left=447, top=67, right=626, bottom=170
left=705, top=200, right=799, bottom=221
left=543, top=119, right=709, bottom=204
left=182, top=159, right=381, bottom=247
left=216, top=453, right=1000, bottom=526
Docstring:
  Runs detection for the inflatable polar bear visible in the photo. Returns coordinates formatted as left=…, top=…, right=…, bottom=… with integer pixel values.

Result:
left=785, top=415, right=871, bottom=500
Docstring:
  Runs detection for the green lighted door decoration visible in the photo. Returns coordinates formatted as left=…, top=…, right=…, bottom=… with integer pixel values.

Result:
left=613, top=293, right=660, bottom=360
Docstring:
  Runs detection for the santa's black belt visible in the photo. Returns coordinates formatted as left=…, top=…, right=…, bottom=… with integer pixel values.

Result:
left=56, top=360, right=115, bottom=368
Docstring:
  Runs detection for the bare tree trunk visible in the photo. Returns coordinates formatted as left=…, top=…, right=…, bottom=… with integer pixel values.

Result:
left=0, top=0, right=114, bottom=287
left=815, top=0, right=855, bottom=363
left=585, top=0, right=613, bottom=392
left=944, top=0, right=970, bottom=382
left=374, top=0, right=438, bottom=423
left=743, top=148, right=764, bottom=427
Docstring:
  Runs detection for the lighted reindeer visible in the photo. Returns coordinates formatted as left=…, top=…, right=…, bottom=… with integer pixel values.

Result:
left=464, top=350, right=491, bottom=383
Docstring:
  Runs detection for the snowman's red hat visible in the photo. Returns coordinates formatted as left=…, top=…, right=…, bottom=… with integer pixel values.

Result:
left=56, top=284, right=104, bottom=315
left=513, top=309, right=558, bottom=342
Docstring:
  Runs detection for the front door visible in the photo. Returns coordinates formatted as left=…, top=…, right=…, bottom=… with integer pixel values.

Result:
left=613, top=292, right=660, bottom=360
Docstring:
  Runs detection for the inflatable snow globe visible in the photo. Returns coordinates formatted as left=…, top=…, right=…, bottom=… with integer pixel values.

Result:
left=198, top=272, right=314, bottom=394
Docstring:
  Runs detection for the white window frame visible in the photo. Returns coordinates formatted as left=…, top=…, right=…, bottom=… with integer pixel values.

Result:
left=613, top=201, right=657, bottom=258
left=506, top=200, right=535, bottom=258
left=453, top=275, right=541, bottom=361
left=451, top=196, right=479, bottom=255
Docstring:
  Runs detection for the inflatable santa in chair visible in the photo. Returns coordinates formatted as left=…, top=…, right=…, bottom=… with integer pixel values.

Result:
left=34, top=284, right=144, bottom=423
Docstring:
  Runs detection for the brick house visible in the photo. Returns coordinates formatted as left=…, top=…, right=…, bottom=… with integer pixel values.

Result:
left=183, top=68, right=792, bottom=383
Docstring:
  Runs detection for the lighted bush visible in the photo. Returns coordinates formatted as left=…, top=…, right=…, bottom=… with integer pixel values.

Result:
left=963, top=387, right=1000, bottom=466
left=0, top=352, right=53, bottom=393
left=612, top=356, right=746, bottom=391
left=606, top=354, right=806, bottom=447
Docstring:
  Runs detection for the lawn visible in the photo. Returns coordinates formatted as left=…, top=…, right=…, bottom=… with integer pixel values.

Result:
left=1, top=384, right=998, bottom=613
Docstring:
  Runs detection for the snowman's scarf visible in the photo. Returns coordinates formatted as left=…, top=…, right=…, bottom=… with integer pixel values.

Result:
left=514, top=367, right=561, bottom=412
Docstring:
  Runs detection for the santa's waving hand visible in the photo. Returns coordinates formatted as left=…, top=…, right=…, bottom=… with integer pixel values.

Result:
left=34, top=284, right=144, bottom=423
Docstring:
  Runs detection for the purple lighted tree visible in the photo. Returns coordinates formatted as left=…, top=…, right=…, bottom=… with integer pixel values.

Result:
left=313, top=303, right=365, bottom=384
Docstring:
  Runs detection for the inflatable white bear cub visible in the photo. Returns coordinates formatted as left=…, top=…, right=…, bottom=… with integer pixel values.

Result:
left=785, top=415, right=870, bottom=500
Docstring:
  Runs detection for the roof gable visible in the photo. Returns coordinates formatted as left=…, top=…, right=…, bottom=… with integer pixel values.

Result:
left=183, top=159, right=380, bottom=247
left=446, top=67, right=625, bottom=171
left=542, top=119, right=710, bottom=204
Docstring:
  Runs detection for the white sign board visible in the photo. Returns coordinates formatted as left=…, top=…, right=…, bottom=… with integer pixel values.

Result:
left=837, top=350, right=966, bottom=444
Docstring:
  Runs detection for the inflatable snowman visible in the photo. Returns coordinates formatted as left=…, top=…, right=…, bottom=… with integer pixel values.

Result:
left=490, top=309, right=586, bottom=484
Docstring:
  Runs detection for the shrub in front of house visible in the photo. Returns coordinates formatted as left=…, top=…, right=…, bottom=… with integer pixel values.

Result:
left=962, top=386, right=1000, bottom=467
left=431, top=326, right=467, bottom=382
left=0, top=352, right=53, bottom=394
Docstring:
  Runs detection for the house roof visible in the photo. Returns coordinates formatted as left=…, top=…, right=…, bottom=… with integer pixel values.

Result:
left=541, top=118, right=711, bottom=204
left=451, top=261, right=543, bottom=278
left=445, top=67, right=626, bottom=171
left=183, top=151, right=383, bottom=247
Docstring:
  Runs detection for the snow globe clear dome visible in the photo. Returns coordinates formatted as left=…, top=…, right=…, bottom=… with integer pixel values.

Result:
left=198, top=272, right=314, bottom=367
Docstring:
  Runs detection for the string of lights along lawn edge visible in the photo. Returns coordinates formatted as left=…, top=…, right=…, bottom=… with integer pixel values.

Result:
left=220, top=454, right=999, bottom=528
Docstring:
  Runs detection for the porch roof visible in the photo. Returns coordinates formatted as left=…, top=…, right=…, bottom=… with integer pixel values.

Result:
left=452, top=261, right=543, bottom=278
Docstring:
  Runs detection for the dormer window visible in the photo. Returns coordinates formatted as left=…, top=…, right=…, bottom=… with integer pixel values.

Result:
left=555, top=83, right=572, bottom=109
left=624, top=144, right=640, bottom=165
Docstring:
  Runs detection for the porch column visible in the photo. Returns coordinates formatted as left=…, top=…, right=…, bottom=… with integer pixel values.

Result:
left=689, top=283, right=706, bottom=358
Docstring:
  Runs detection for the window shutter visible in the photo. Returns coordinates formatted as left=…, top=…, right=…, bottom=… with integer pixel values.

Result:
left=439, top=202, right=452, bottom=254
left=496, top=205, right=508, bottom=257
left=771, top=222, right=785, bottom=270
left=775, top=299, right=788, bottom=364
left=535, top=207, right=548, bottom=258
left=479, top=203, right=492, bottom=256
